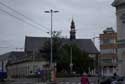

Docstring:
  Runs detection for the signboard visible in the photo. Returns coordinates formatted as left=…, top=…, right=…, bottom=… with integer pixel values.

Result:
left=35, top=69, right=44, bottom=75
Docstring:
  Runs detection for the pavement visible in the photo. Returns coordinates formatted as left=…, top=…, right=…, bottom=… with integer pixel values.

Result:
left=0, top=77, right=98, bottom=84
left=57, top=77, right=97, bottom=84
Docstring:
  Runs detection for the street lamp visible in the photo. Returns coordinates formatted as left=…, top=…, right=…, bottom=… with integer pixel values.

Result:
left=92, top=36, right=100, bottom=84
left=70, top=45, right=73, bottom=74
left=44, top=9, right=59, bottom=81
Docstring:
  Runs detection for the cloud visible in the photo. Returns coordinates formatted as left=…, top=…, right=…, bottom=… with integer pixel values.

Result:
left=0, top=0, right=116, bottom=54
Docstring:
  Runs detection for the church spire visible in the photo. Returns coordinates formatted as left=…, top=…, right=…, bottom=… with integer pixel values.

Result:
left=70, top=19, right=76, bottom=40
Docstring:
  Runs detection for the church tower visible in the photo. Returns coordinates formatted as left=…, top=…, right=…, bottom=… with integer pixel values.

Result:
left=112, top=0, right=125, bottom=76
left=70, top=19, right=76, bottom=40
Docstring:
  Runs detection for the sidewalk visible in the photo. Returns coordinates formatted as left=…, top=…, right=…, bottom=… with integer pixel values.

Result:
left=8, top=78, right=48, bottom=84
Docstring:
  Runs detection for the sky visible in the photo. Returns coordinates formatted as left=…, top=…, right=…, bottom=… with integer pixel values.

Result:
left=0, top=0, right=116, bottom=55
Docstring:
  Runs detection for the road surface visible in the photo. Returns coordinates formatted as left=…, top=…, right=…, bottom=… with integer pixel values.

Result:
left=0, top=77, right=98, bottom=84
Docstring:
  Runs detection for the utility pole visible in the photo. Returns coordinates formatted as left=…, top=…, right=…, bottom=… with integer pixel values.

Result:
left=93, top=36, right=100, bottom=84
left=69, top=19, right=76, bottom=74
left=44, top=9, right=59, bottom=82
left=70, top=46, right=73, bottom=73
left=1, top=60, right=4, bottom=73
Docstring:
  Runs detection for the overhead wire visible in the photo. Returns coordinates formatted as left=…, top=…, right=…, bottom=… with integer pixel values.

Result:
left=0, top=8, right=49, bottom=36
left=0, top=1, right=50, bottom=31
left=0, top=1, right=50, bottom=35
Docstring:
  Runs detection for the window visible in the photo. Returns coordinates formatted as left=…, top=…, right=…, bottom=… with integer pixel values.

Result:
left=101, top=48, right=116, bottom=54
left=102, top=59, right=113, bottom=63
left=100, top=40, right=103, bottom=45
left=123, top=21, right=125, bottom=23
left=120, top=13, right=125, bottom=24
left=101, top=38, right=115, bottom=45
left=109, top=68, right=113, bottom=73
left=103, top=39, right=108, bottom=44
left=104, top=39, right=114, bottom=44
left=103, top=67, right=107, bottom=73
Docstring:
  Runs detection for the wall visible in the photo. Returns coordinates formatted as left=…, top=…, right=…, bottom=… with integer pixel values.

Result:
left=7, top=61, right=48, bottom=78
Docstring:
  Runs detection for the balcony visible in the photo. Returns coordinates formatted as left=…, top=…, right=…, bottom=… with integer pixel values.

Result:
left=100, top=62, right=117, bottom=67
left=99, top=58, right=117, bottom=67
left=100, top=44, right=117, bottom=49
left=100, top=54, right=117, bottom=59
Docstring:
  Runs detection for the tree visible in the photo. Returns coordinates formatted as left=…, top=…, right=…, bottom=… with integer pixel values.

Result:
left=40, top=31, right=62, bottom=63
left=57, top=43, right=95, bottom=74
left=40, top=32, right=95, bottom=74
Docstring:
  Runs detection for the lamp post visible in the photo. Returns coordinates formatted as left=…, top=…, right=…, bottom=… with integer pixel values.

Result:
left=70, top=46, right=73, bottom=74
left=44, top=9, right=59, bottom=82
left=92, top=36, right=100, bottom=84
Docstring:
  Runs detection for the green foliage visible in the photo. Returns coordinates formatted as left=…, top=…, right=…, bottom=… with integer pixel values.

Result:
left=40, top=32, right=95, bottom=74
left=57, top=43, right=95, bottom=74
left=40, top=31, right=62, bottom=63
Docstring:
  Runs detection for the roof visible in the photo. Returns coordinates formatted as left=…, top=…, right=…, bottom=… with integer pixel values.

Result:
left=0, top=51, right=24, bottom=60
left=103, top=27, right=115, bottom=33
left=25, top=36, right=49, bottom=52
left=8, top=51, right=25, bottom=60
left=0, top=53, right=10, bottom=61
left=0, top=51, right=25, bottom=63
left=112, top=0, right=125, bottom=7
left=25, top=36, right=99, bottom=54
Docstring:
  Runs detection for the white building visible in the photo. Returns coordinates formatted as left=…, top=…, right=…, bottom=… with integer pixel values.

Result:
left=99, top=28, right=117, bottom=76
left=2, top=51, right=49, bottom=78
left=0, top=53, right=9, bottom=72
left=112, top=0, right=125, bottom=76
left=7, top=61, right=48, bottom=77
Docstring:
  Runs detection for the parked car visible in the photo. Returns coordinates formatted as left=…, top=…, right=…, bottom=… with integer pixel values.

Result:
left=116, top=77, right=125, bottom=84
left=100, top=76, right=125, bottom=84
left=100, top=76, right=114, bottom=84
left=0, top=71, right=7, bottom=81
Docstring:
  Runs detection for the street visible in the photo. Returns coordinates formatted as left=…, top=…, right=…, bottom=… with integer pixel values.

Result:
left=0, top=77, right=98, bottom=84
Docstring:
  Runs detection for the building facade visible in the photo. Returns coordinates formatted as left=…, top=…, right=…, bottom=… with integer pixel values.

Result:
left=100, top=28, right=117, bottom=76
left=112, top=0, right=125, bottom=76
left=7, top=61, right=48, bottom=78
left=1, top=20, right=99, bottom=78
left=2, top=51, right=49, bottom=78
left=0, top=53, right=9, bottom=73
left=24, top=20, right=99, bottom=75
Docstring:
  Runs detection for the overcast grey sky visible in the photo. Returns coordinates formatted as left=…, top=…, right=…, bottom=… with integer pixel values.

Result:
left=0, top=0, right=116, bottom=54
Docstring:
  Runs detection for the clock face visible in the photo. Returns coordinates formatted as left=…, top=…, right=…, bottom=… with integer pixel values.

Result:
left=120, top=13, right=125, bottom=24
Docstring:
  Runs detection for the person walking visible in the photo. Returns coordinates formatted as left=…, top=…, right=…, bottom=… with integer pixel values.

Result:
left=111, top=73, right=118, bottom=84
left=81, top=72, right=89, bottom=84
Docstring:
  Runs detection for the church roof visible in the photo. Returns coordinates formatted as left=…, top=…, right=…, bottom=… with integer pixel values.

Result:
left=103, top=27, right=115, bottom=33
left=25, top=36, right=99, bottom=54
left=71, top=19, right=75, bottom=29
left=0, top=37, right=99, bottom=65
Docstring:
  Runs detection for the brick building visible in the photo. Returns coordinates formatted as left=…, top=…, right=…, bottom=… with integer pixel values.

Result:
left=99, top=27, right=117, bottom=76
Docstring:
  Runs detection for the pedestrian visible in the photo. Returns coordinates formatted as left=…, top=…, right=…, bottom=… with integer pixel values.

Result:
left=81, top=72, right=89, bottom=84
left=111, top=73, right=118, bottom=84
left=111, top=80, right=117, bottom=84
left=112, top=73, right=118, bottom=80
